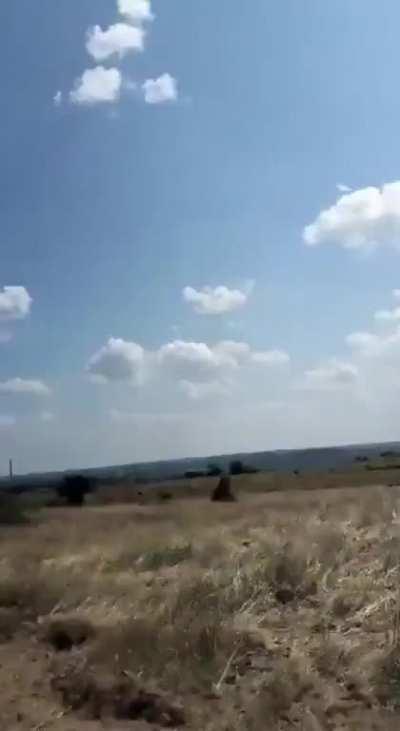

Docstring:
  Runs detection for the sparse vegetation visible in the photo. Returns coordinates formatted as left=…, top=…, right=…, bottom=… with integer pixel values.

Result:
left=2, top=478, right=400, bottom=728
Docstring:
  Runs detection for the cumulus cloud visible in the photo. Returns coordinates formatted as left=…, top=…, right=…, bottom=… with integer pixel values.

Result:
left=86, top=23, right=145, bottom=61
left=337, top=183, right=352, bottom=193
left=304, top=361, right=358, bottom=390
left=87, top=337, right=145, bottom=383
left=183, top=285, right=249, bottom=315
left=304, top=181, right=400, bottom=250
left=0, top=287, right=32, bottom=321
left=87, top=337, right=289, bottom=399
left=157, top=340, right=231, bottom=382
left=157, top=339, right=289, bottom=396
left=117, top=0, right=154, bottom=22
left=70, top=66, right=122, bottom=105
left=53, top=91, right=62, bottom=107
left=142, top=73, right=178, bottom=104
left=0, top=378, right=51, bottom=396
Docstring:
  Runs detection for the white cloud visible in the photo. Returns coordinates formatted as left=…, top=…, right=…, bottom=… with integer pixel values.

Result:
left=393, top=289, right=400, bottom=300
left=143, top=73, right=178, bottom=104
left=0, top=378, right=51, bottom=396
left=87, top=336, right=290, bottom=401
left=117, top=0, right=154, bottom=22
left=87, top=337, right=145, bottom=383
left=337, top=183, right=352, bottom=193
left=86, top=23, right=145, bottom=61
left=214, top=340, right=252, bottom=363
left=70, top=67, right=122, bottom=106
left=53, top=90, right=62, bottom=107
left=0, top=287, right=32, bottom=321
left=304, top=360, right=358, bottom=390
left=157, top=339, right=289, bottom=393
left=342, top=296, right=400, bottom=400
left=251, top=350, right=290, bottom=365
left=183, top=285, right=248, bottom=315
left=304, top=181, right=400, bottom=250
left=346, top=330, right=394, bottom=356
left=157, top=340, right=231, bottom=382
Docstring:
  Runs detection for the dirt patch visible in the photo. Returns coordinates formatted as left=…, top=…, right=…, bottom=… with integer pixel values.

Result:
left=51, top=666, right=185, bottom=726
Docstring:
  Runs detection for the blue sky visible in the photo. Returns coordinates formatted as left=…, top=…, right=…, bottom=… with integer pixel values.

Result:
left=2, top=0, right=400, bottom=473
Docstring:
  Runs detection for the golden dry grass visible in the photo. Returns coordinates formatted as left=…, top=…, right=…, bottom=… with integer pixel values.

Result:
left=2, top=481, right=400, bottom=728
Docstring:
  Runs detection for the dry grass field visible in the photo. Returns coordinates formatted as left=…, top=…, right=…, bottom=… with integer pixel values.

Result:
left=2, top=477, right=400, bottom=729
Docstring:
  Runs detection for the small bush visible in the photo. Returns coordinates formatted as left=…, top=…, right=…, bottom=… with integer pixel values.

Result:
left=0, top=494, right=28, bottom=525
left=57, top=474, right=92, bottom=507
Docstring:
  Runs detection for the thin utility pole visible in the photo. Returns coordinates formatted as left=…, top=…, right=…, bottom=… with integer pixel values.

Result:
left=8, top=459, right=13, bottom=481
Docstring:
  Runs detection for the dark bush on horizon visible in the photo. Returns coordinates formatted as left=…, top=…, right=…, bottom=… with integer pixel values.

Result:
left=229, top=460, right=258, bottom=476
left=57, top=475, right=92, bottom=507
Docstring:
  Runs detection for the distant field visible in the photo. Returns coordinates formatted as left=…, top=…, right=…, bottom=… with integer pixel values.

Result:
left=92, top=464, right=400, bottom=506
left=2, top=475, right=400, bottom=728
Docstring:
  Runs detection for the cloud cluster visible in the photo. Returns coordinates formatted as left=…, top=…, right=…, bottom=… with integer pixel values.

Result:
left=87, top=337, right=290, bottom=397
left=302, top=289, right=400, bottom=406
left=0, top=286, right=51, bottom=425
left=61, top=1, right=178, bottom=108
left=304, top=181, right=400, bottom=250
left=183, top=285, right=249, bottom=315
left=343, top=291, right=400, bottom=359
